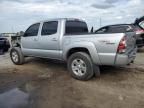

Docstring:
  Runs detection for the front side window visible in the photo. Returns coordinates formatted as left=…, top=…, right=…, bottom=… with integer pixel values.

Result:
left=65, top=20, right=88, bottom=35
left=24, top=23, right=40, bottom=37
left=41, top=21, right=58, bottom=35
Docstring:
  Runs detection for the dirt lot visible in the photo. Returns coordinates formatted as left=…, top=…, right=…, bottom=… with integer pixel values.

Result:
left=0, top=50, right=144, bottom=108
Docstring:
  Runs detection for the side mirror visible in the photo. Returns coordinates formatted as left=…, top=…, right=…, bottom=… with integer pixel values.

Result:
left=20, top=31, right=24, bottom=36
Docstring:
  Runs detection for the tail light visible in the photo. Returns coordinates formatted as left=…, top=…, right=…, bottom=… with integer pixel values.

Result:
left=117, top=36, right=127, bottom=53
left=136, top=29, right=144, bottom=35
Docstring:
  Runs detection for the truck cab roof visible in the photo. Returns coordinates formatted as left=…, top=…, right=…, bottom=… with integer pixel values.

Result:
left=38, top=18, right=86, bottom=23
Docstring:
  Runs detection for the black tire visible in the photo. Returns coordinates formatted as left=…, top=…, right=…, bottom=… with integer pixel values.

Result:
left=93, top=65, right=100, bottom=77
left=67, top=52, right=94, bottom=81
left=10, top=47, right=25, bottom=65
left=4, top=47, right=9, bottom=52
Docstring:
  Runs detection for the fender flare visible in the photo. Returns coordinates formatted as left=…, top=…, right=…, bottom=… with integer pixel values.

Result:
left=63, top=42, right=101, bottom=65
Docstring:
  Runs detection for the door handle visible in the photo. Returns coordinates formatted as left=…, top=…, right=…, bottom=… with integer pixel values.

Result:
left=52, top=38, right=57, bottom=41
left=34, top=38, right=38, bottom=41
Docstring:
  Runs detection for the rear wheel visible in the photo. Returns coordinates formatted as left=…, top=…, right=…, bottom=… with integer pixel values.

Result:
left=10, top=47, right=25, bottom=65
left=67, top=52, right=94, bottom=81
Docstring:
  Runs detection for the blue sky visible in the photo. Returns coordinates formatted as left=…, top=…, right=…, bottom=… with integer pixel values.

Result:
left=0, top=0, right=143, bottom=33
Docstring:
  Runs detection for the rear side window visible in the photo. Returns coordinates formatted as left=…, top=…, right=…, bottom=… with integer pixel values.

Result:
left=65, top=20, right=88, bottom=35
left=41, top=21, right=58, bottom=35
left=24, top=23, right=40, bottom=37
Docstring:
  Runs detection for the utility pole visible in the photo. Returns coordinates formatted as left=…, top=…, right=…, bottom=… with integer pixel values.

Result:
left=100, top=17, right=102, bottom=28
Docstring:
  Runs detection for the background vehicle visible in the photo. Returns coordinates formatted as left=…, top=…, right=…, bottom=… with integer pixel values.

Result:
left=10, top=18, right=137, bottom=80
left=95, top=24, right=144, bottom=48
left=0, top=37, right=10, bottom=54
left=134, top=16, right=144, bottom=48
left=135, top=16, right=144, bottom=29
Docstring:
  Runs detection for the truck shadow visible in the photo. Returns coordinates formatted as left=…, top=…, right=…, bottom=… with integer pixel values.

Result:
left=24, top=57, right=67, bottom=71
left=95, top=66, right=136, bottom=82
left=24, top=57, right=133, bottom=82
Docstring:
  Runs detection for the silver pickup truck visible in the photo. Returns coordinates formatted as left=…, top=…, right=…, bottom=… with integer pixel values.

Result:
left=10, top=18, right=137, bottom=80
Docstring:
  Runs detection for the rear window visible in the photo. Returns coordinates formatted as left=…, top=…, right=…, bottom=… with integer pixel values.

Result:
left=65, top=20, right=88, bottom=35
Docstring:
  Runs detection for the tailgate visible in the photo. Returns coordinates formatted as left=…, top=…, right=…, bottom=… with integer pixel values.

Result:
left=114, top=32, right=137, bottom=65
left=125, top=32, right=136, bottom=54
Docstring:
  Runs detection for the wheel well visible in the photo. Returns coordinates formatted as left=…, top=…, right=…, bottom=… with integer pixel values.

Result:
left=67, top=47, right=90, bottom=59
left=13, top=43, right=21, bottom=48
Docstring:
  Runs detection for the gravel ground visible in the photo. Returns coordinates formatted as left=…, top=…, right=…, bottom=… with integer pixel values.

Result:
left=0, top=50, right=144, bottom=108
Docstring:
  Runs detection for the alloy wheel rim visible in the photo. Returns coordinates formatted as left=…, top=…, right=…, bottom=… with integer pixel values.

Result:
left=71, top=59, right=87, bottom=76
left=12, top=51, right=18, bottom=62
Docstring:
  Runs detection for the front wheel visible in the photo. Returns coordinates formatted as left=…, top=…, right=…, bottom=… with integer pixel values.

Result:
left=67, top=52, right=94, bottom=81
left=10, top=47, right=25, bottom=65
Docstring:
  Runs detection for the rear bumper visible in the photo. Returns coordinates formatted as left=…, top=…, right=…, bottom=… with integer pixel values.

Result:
left=115, top=47, right=137, bottom=65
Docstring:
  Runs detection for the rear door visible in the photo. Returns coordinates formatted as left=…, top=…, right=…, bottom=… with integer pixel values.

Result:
left=38, top=21, right=61, bottom=59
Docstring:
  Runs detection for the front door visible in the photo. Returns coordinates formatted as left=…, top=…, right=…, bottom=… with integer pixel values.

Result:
left=21, top=23, right=40, bottom=56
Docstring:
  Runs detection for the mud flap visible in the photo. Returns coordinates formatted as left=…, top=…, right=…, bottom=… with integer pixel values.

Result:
left=93, top=64, right=100, bottom=77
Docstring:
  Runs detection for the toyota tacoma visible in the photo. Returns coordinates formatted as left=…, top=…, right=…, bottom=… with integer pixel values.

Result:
left=10, top=18, right=137, bottom=80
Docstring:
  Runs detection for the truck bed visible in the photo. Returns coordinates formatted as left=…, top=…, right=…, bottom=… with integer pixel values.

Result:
left=63, top=32, right=136, bottom=65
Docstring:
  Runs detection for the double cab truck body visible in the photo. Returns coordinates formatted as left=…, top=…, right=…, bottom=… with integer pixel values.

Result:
left=10, top=18, right=137, bottom=80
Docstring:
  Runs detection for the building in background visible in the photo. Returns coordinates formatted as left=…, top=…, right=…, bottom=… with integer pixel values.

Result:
left=0, top=33, right=16, bottom=37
